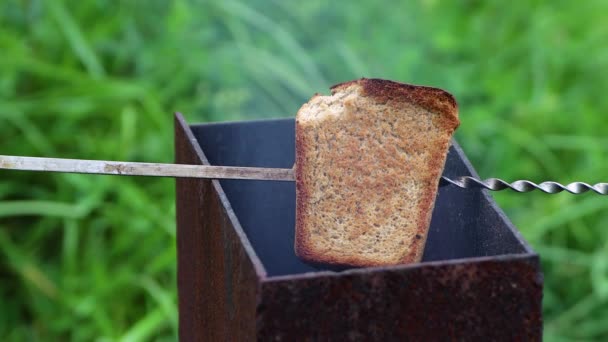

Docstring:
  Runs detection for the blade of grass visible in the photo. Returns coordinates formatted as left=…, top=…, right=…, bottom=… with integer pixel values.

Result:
left=591, top=242, right=608, bottom=300
left=497, top=118, right=563, bottom=176
left=569, top=317, right=608, bottom=340
left=527, top=196, right=608, bottom=241
left=137, top=276, right=177, bottom=329
left=5, top=113, right=56, bottom=155
left=218, top=0, right=327, bottom=87
left=238, top=44, right=318, bottom=98
left=0, top=200, right=87, bottom=218
left=534, top=244, right=593, bottom=267
left=45, top=1, right=105, bottom=78
left=61, top=218, right=78, bottom=275
left=0, top=230, right=58, bottom=299
left=545, top=293, right=604, bottom=334
left=336, top=42, right=370, bottom=77
left=544, top=134, right=608, bottom=151
left=118, top=308, right=168, bottom=342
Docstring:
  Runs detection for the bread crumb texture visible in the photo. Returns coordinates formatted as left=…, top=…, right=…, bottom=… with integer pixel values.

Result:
left=295, top=78, right=459, bottom=267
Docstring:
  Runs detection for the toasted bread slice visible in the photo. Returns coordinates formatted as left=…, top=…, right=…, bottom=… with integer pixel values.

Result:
left=295, top=78, right=459, bottom=267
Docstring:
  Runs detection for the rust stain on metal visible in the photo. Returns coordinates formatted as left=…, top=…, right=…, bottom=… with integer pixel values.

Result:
left=0, top=160, right=14, bottom=169
left=104, top=163, right=125, bottom=175
left=175, top=113, right=259, bottom=341
left=258, top=258, right=542, bottom=340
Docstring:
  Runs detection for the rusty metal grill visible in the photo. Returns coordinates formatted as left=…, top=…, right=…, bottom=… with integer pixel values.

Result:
left=175, top=113, right=543, bottom=341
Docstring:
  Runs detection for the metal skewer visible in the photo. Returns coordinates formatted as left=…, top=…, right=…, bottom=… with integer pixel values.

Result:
left=440, top=177, right=608, bottom=195
left=1, top=155, right=607, bottom=194
left=0, top=155, right=294, bottom=181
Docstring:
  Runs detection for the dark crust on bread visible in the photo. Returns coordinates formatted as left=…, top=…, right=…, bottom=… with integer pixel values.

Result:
left=294, top=121, right=312, bottom=261
left=332, top=78, right=460, bottom=131
left=404, top=138, right=451, bottom=264
left=295, top=79, right=459, bottom=268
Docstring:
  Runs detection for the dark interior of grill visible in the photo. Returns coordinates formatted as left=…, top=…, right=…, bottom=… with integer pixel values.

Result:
left=191, top=119, right=527, bottom=277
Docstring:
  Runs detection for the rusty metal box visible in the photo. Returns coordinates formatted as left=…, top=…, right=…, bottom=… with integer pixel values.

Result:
left=174, top=113, right=543, bottom=341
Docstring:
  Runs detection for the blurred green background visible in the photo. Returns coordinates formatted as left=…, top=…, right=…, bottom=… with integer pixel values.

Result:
left=1, top=0, right=607, bottom=340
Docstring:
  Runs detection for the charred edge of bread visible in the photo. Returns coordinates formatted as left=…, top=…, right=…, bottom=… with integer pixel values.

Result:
left=403, top=134, right=452, bottom=264
left=295, top=78, right=459, bottom=268
left=331, top=78, right=460, bottom=130
left=294, top=121, right=312, bottom=261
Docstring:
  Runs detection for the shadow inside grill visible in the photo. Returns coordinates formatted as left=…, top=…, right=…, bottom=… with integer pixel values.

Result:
left=191, top=119, right=527, bottom=277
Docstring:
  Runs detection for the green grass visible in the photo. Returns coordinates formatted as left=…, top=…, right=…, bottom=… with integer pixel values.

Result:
left=1, top=0, right=608, bottom=340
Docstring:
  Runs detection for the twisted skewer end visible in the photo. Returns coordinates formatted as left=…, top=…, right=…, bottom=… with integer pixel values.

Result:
left=440, top=176, right=608, bottom=195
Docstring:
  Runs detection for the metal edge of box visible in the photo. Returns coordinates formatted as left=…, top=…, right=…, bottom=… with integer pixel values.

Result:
left=176, top=113, right=266, bottom=277
left=450, top=140, right=538, bottom=255
left=175, top=113, right=261, bottom=341
left=258, top=253, right=542, bottom=340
